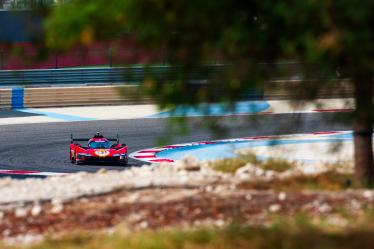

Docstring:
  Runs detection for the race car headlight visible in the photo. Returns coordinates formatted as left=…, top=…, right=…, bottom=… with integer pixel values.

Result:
left=77, top=153, right=91, bottom=158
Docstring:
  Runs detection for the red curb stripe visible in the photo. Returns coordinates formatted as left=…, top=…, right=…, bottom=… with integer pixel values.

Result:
left=197, top=141, right=217, bottom=145
left=150, top=159, right=175, bottom=163
left=0, top=170, right=40, bottom=174
left=162, top=145, right=182, bottom=149
left=134, top=155, right=156, bottom=159
left=312, top=131, right=340, bottom=135
left=137, top=150, right=161, bottom=153
left=252, top=136, right=274, bottom=140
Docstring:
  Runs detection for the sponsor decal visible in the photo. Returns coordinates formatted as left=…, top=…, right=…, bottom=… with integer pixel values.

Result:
left=94, top=149, right=110, bottom=157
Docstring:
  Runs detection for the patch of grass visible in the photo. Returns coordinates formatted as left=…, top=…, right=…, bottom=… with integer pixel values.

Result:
left=208, top=153, right=258, bottom=173
left=239, top=170, right=354, bottom=191
left=208, top=152, right=295, bottom=173
left=4, top=217, right=374, bottom=249
left=258, top=157, right=295, bottom=172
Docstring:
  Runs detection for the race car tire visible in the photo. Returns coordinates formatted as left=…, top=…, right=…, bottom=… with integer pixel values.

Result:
left=70, top=151, right=75, bottom=164
left=74, top=152, right=83, bottom=165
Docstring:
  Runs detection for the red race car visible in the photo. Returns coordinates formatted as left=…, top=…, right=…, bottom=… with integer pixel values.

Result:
left=70, top=132, right=128, bottom=165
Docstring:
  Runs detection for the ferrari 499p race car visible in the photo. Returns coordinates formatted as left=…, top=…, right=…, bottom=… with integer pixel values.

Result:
left=70, top=132, right=128, bottom=165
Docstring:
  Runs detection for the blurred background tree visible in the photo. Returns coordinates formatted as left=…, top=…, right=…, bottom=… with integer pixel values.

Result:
left=45, top=0, right=373, bottom=186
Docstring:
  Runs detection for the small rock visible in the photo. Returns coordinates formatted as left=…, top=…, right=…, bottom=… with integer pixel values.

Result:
left=51, top=204, right=64, bottom=214
left=318, top=203, right=332, bottom=213
left=350, top=199, right=361, bottom=210
left=254, top=167, right=265, bottom=177
left=31, top=205, right=42, bottom=216
left=80, top=198, right=89, bottom=203
left=139, top=221, right=148, bottom=229
left=51, top=198, right=63, bottom=206
left=15, top=208, right=28, bottom=218
left=2, top=229, right=10, bottom=237
left=269, top=204, right=281, bottom=213
left=265, top=170, right=275, bottom=178
left=127, top=193, right=140, bottom=203
left=235, top=163, right=256, bottom=177
left=363, top=191, right=373, bottom=199
left=278, top=192, right=287, bottom=201
left=215, top=219, right=225, bottom=227
left=175, top=156, right=201, bottom=171
left=245, top=194, right=252, bottom=201
left=97, top=168, right=108, bottom=174
left=205, top=186, right=214, bottom=192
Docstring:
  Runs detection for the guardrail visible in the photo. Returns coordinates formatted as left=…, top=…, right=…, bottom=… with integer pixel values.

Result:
left=0, top=65, right=225, bottom=108
left=0, top=65, right=352, bottom=109
left=0, top=85, right=154, bottom=109
left=0, top=65, right=225, bottom=86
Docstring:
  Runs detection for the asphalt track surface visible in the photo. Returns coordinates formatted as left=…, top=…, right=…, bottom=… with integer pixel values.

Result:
left=0, top=113, right=351, bottom=175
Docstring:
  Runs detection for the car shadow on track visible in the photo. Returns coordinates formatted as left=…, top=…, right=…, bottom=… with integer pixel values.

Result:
left=67, top=158, right=147, bottom=168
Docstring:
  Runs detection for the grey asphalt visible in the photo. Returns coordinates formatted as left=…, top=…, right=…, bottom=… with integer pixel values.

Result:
left=0, top=113, right=351, bottom=174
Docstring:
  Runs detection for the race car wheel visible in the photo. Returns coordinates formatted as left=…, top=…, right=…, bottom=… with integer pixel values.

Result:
left=74, top=152, right=82, bottom=165
left=70, top=151, right=75, bottom=164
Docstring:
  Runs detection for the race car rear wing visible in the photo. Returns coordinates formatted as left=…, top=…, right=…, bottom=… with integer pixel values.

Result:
left=70, top=134, right=120, bottom=144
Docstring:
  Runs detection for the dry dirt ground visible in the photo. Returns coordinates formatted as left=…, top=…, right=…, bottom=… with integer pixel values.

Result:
left=1, top=185, right=373, bottom=241
left=0, top=158, right=373, bottom=244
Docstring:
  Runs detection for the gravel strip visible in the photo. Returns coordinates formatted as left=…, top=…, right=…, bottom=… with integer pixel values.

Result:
left=0, top=163, right=230, bottom=207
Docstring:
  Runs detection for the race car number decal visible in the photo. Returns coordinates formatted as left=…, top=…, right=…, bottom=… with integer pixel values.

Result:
left=94, top=149, right=110, bottom=157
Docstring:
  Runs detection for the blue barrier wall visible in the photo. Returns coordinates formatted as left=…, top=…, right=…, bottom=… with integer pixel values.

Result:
left=11, top=87, right=24, bottom=108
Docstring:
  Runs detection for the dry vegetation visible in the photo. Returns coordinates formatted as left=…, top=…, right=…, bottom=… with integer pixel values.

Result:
left=207, top=152, right=295, bottom=174
left=3, top=217, right=374, bottom=249
left=0, top=152, right=372, bottom=248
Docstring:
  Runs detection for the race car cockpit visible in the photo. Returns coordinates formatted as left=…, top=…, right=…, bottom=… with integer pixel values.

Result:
left=88, top=141, right=111, bottom=149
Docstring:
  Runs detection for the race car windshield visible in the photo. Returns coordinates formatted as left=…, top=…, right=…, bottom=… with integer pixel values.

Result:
left=89, top=141, right=111, bottom=149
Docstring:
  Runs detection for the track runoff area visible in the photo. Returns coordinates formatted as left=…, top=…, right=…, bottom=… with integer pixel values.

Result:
left=0, top=98, right=354, bottom=178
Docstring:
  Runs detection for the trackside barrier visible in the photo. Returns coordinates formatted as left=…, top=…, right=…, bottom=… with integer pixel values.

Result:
left=0, top=65, right=225, bottom=109
left=11, top=87, right=24, bottom=108
left=0, top=65, right=353, bottom=109
left=0, top=88, right=11, bottom=109
left=0, top=65, right=225, bottom=86
left=0, top=85, right=153, bottom=109
left=0, top=80, right=353, bottom=109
